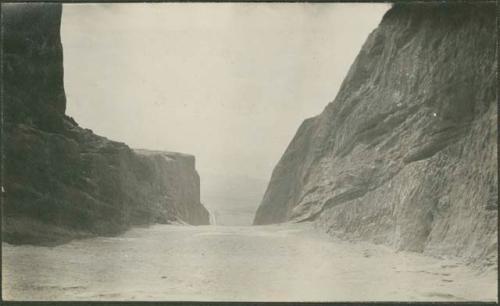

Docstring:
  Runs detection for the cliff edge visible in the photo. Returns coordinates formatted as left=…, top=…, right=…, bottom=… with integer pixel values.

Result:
left=1, top=3, right=209, bottom=245
left=254, top=3, right=497, bottom=263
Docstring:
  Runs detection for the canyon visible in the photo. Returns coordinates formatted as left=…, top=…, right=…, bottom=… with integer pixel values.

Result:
left=254, top=2, right=498, bottom=265
left=1, top=2, right=497, bottom=302
left=2, top=3, right=209, bottom=246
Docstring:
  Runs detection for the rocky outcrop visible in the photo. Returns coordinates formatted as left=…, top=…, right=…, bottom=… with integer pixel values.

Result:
left=254, top=3, right=497, bottom=263
left=134, top=149, right=209, bottom=226
left=2, top=3, right=209, bottom=245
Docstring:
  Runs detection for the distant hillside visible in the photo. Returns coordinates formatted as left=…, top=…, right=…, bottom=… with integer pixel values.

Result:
left=201, top=172, right=267, bottom=225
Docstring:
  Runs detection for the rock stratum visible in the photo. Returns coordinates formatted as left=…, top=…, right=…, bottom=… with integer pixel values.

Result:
left=2, top=3, right=209, bottom=245
left=254, top=3, right=497, bottom=263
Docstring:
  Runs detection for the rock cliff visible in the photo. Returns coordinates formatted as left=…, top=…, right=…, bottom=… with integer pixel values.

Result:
left=254, top=3, right=497, bottom=263
left=2, top=3, right=209, bottom=245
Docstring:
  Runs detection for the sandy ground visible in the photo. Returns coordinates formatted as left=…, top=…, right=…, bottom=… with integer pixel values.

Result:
left=2, top=222, right=497, bottom=301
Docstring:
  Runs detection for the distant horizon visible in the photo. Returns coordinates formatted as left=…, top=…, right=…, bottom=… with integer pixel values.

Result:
left=62, top=3, right=389, bottom=184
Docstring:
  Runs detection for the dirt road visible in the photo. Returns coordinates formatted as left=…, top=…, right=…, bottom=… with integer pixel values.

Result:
left=2, top=223, right=496, bottom=301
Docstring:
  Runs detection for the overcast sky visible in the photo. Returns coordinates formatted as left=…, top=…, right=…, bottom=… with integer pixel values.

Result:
left=61, top=3, right=389, bottom=183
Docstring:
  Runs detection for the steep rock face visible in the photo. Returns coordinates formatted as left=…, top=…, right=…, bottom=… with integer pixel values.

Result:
left=134, top=150, right=209, bottom=226
left=254, top=3, right=497, bottom=262
left=2, top=3, right=209, bottom=245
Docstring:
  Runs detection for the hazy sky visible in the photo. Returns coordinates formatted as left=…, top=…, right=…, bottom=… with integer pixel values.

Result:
left=61, top=3, right=389, bottom=182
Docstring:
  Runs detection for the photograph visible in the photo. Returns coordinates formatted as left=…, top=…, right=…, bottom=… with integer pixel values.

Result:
left=1, top=1, right=498, bottom=302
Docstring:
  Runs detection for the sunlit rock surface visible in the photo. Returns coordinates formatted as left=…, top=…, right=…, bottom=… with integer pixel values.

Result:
left=254, top=3, right=497, bottom=263
left=2, top=3, right=209, bottom=245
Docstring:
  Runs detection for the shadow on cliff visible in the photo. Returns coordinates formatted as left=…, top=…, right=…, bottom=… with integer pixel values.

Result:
left=1, top=3, right=210, bottom=246
left=253, top=2, right=497, bottom=264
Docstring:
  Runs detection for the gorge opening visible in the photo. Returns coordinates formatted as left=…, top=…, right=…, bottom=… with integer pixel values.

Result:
left=60, top=3, right=389, bottom=226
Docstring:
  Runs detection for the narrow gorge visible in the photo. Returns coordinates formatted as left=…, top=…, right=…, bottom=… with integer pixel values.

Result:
left=2, top=3, right=209, bottom=246
left=254, top=2, right=497, bottom=264
left=1, top=2, right=497, bottom=302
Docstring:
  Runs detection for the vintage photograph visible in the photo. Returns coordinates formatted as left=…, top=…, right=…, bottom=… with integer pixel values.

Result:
left=1, top=1, right=497, bottom=302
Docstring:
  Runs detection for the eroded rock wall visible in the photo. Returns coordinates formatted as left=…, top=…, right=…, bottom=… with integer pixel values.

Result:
left=254, top=3, right=497, bottom=263
left=2, top=3, right=209, bottom=245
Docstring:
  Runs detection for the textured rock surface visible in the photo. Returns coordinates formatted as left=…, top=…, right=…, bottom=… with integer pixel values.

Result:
left=2, top=3, right=209, bottom=245
left=254, top=3, right=497, bottom=263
